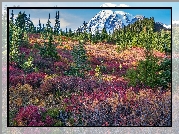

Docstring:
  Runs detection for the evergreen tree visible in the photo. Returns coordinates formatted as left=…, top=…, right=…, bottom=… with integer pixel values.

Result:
left=66, top=27, right=68, bottom=35
left=39, top=28, right=59, bottom=60
left=81, top=21, right=88, bottom=42
left=26, top=14, right=35, bottom=33
left=9, top=10, right=14, bottom=24
left=68, top=28, right=73, bottom=37
left=150, top=17, right=155, bottom=31
left=59, top=29, right=63, bottom=36
left=42, top=24, right=45, bottom=32
left=83, top=21, right=88, bottom=33
left=37, top=19, right=42, bottom=33
left=45, top=13, right=52, bottom=34
left=101, top=27, right=108, bottom=42
left=95, top=27, right=100, bottom=42
left=76, top=27, right=81, bottom=36
left=15, top=11, right=28, bottom=31
left=54, top=11, right=60, bottom=35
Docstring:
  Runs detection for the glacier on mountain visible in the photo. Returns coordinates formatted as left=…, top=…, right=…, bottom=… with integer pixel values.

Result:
left=75, top=3, right=171, bottom=34
left=76, top=10, right=144, bottom=35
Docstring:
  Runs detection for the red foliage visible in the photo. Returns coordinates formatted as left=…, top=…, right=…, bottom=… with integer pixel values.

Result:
left=9, top=75, right=24, bottom=86
left=14, top=105, right=48, bottom=126
left=9, top=34, right=171, bottom=126
left=9, top=65, right=25, bottom=86
left=19, top=47, right=32, bottom=56
left=25, top=72, right=46, bottom=88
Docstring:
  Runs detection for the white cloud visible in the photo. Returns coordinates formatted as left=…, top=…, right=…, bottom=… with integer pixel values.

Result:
left=31, top=17, right=70, bottom=29
left=60, top=13, right=83, bottom=30
left=100, top=3, right=130, bottom=7
left=31, top=18, right=52, bottom=27
left=118, top=4, right=130, bottom=7
left=172, top=20, right=179, bottom=24
left=100, top=3, right=117, bottom=7
left=14, top=14, right=18, bottom=18
left=60, top=18, right=71, bottom=28
left=7, top=9, right=82, bottom=30
left=9, top=15, right=70, bottom=29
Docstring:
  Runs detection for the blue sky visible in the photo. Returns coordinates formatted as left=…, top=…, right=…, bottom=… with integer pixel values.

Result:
left=2, top=2, right=176, bottom=31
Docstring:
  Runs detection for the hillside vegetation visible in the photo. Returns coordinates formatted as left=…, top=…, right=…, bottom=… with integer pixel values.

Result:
left=8, top=10, right=171, bottom=126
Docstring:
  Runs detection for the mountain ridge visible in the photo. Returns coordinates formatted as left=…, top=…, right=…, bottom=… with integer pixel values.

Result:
left=74, top=3, right=171, bottom=34
left=75, top=9, right=170, bottom=35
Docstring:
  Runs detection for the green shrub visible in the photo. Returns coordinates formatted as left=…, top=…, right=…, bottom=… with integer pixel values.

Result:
left=9, top=25, right=22, bottom=63
left=126, top=27, right=171, bottom=90
left=126, top=55, right=160, bottom=88
left=54, top=120, right=63, bottom=126
left=42, top=108, right=59, bottom=119
left=126, top=55, right=171, bottom=90
left=158, top=58, right=171, bottom=88
left=21, top=55, right=34, bottom=73
left=9, top=109, right=18, bottom=126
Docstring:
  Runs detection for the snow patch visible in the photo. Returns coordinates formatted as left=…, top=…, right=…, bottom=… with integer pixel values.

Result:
left=163, top=24, right=171, bottom=29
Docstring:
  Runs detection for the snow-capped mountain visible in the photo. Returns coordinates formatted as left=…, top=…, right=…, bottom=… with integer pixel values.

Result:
left=75, top=3, right=172, bottom=34
left=155, top=22, right=171, bottom=29
left=76, top=10, right=144, bottom=35
left=163, top=24, right=171, bottom=29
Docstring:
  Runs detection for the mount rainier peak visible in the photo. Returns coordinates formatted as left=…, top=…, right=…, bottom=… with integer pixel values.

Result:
left=76, top=10, right=144, bottom=35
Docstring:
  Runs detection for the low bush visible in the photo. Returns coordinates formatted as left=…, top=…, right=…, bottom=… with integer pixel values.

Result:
left=126, top=55, right=171, bottom=90
left=13, top=105, right=54, bottom=126
left=25, top=72, right=46, bottom=88
left=126, top=55, right=160, bottom=88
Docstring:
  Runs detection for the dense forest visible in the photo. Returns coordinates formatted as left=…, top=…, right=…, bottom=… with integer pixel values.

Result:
left=7, top=9, right=172, bottom=126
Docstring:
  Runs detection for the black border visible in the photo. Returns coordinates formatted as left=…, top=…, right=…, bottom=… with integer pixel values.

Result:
left=7, top=6, right=172, bottom=127
left=7, top=7, right=172, bottom=9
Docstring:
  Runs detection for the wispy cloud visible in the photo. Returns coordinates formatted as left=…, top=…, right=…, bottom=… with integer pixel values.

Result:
left=100, top=3, right=130, bottom=7
left=60, top=12, right=83, bottom=30
left=7, top=8, right=83, bottom=30
left=172, top=20, right=179, bottom=24
left=31, top=12, right=83, bottom=30
left=9, top=14, right=71, bottom=29
left=31, top=18, right=53, bottom=27
left=100, top=3, right=117, bottom=7
left=30, top=17, right=71, bottom=29
left=60, top=18, right=71, bottom=28
left=118, top=4, right=130, bottom=7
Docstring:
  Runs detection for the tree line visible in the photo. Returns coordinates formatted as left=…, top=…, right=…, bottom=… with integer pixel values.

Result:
left=9, top=10, right=171, bottom=56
